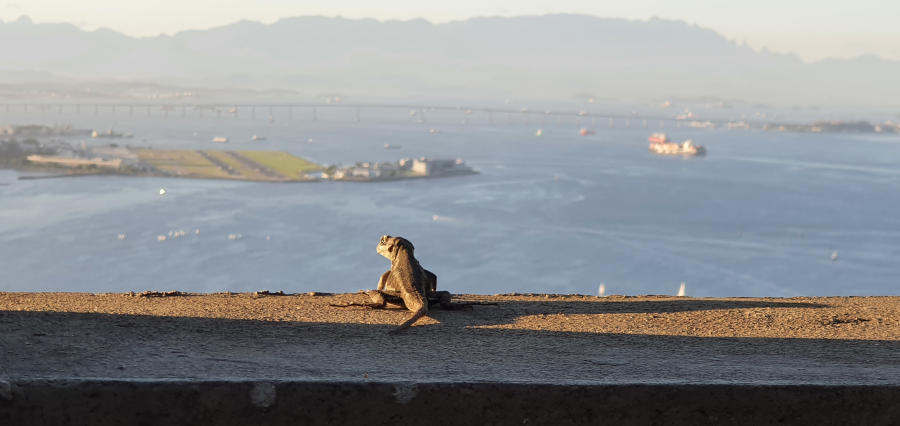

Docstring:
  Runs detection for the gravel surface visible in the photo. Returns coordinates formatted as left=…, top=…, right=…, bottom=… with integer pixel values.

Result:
left=2, top=292, right=898, bottom=385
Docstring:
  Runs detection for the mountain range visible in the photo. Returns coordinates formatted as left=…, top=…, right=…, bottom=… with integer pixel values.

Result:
left=0, top=14, right=897, bottom=108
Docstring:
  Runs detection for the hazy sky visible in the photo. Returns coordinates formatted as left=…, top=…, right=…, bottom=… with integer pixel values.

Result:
left=3, top=0, right=898, bottom=62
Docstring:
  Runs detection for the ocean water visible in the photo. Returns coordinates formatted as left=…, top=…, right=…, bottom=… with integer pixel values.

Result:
left=1, top=107, right=898, bottom=296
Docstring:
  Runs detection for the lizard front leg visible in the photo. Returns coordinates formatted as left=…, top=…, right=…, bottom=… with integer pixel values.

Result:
left=377, top=270, right=391, bottom=291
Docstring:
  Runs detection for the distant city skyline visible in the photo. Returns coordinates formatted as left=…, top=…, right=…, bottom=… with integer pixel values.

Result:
left=2, top=0, right=898, bottom=62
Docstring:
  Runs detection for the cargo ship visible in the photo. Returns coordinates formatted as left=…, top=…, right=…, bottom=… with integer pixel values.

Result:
left=648, top=133, right=706, bottom=156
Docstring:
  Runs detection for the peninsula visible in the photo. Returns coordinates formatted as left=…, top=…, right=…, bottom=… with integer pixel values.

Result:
left=0, top=126, right=476, bottom=182
left=1, top=138, right=320, bottom=182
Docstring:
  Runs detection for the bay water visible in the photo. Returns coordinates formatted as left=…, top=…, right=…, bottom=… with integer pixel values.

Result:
left=1, top=107, right=898, bottom=296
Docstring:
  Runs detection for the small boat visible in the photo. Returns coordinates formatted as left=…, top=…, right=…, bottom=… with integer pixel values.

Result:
left=91, top=129, right=132, bottom=139
left=251, top=135, right=266, bottom=141
left=579, top=128, right=596, bottom=136
left=212, top=136, right=228, bottom=143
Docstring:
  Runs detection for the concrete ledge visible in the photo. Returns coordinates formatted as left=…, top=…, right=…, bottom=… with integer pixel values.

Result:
left=2, top=380, right=898, bottom=425
left=4, top=295, right=899, bottom=424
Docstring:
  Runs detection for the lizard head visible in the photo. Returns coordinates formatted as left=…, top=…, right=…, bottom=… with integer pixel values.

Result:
left=377, top=235, right=414, bottom=261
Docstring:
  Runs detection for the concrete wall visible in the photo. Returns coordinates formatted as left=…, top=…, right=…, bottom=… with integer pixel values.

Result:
left=2, top=380, right=898, bottom=425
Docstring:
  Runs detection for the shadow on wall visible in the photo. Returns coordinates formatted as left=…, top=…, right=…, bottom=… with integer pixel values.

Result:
left=1, top=295, right=895, bottom=385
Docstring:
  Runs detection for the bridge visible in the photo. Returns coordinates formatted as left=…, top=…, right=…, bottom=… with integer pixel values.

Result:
left=0, top=102, right=742, bottom=128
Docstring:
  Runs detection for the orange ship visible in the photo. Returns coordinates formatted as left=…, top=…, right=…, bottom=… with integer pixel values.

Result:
left=648, top=132, right=670, bottom=143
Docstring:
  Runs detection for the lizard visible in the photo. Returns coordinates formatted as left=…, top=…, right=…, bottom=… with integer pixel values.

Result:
left=367, top=235, right=451, bottom=333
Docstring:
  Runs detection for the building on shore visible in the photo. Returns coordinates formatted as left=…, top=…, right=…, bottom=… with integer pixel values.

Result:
left=326, top=157, right=475, bottom=181
left=411, top=157, right=471, bottom=175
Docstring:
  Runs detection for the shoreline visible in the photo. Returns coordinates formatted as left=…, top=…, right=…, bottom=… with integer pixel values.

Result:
left=3, top=165, right=477, bottom=183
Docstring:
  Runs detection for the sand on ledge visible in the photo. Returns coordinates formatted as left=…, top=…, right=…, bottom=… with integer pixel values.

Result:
left=1, top=292, right=898, bottom=385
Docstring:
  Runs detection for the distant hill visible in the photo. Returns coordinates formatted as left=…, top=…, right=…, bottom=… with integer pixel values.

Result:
left=0, top=14, right=898, bottom=108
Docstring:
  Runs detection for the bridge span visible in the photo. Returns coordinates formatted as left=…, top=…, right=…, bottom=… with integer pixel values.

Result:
left=0, top=102, right=741, bottom=127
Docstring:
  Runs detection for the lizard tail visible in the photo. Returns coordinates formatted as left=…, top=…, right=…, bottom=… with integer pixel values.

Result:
left=389, top=307, right=427, bottom=334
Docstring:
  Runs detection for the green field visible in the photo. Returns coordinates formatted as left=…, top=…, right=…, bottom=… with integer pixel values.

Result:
left=135, top=149, right=233, bottom=179
left=239, top=150, right=321, bottom=179
left=134, top=149, right=320, bottom=181
left=203, top=150, right=271, bottom=180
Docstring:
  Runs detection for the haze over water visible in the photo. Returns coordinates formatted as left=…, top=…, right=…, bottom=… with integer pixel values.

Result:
left=1, top=108, right=898, bottom=297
